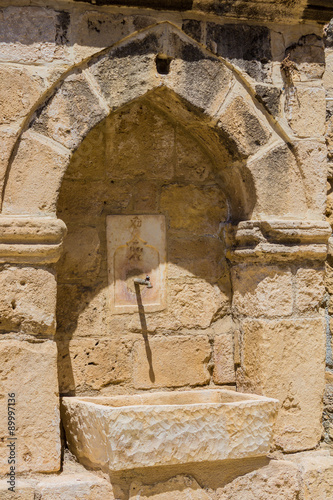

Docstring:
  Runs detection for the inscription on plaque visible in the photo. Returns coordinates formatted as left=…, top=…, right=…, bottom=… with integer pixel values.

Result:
left=106, top=215, right=166, bottom=313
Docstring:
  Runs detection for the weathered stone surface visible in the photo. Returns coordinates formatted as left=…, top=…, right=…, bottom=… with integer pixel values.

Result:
left=105, top=102, right=174, bottom=180
left=206, top=23, right=272, bottom=82
left=133, top=336, right=211, bottom=389
left=255, top=84, right=281, bottom=115
left=294, top=140, right=327, bottom=219
left=0, top=340, right=60, bottom=473
left=0, top=479, right=34, bottom=499
left=57, top=226, right=101, bottom=286
left=217, top=96, right=271, bottom=157
left=248, top=144, right=307, bottom=219
left=2, top=131, right=70, bottom=216
left=168, top=279, right=229, bottom=330
left=0, top=7, right=70, bottom=63
left=57, top=338, right=132, bottom=393
left=238, top=318, right=325, bottom=452
left=213, top=334, right=235, bottom=384
left=0, top=127, right=17, bottom=202
left=285, top=34, right=325, bottom=81
left=160, top=184, right=227, bottom=235
left=36, top=472, right=114, bottom=499
left=216, top=459, right=300, bottom=499
left=287, top=451, right=333, bottom=500
left=32, top=71, right=107, bottom=151
left=295, top=267, right=324, bottom=312
left=129, top=475, right=210, bottom=499
left=0, top=266, right=56, bottom=335
left=286, top=85, right=326, bottom=137
left=72, top=11, right=134, bottom=61
left=232, top=265, right=293, bottom=317
left=62, top=389, right=278, bottom=472
left=0, top=66, right=43, bottom=125
left=167, top=48, right=232, bottom=114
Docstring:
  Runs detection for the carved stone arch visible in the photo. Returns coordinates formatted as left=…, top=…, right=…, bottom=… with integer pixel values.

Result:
left=2, top=21, right=308, bottom=221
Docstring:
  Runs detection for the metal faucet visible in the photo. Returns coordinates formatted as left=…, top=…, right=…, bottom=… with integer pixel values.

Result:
left=134, top=275, right=153, bottom=288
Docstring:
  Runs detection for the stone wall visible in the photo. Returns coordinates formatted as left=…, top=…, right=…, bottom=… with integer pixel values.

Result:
left=0, top=1, right=332, bottom=498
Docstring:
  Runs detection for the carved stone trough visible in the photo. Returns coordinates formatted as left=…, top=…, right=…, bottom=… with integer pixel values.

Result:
left=61, top=389, right=278, bottom=473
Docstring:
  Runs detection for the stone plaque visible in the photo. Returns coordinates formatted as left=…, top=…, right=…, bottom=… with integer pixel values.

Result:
left=107, top=215, right=166, bottom=313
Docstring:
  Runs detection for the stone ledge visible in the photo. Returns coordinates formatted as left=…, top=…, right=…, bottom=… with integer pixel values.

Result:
left=227, top=220, right=331, bottom=263
left=0, top=217, right=67, bottom=264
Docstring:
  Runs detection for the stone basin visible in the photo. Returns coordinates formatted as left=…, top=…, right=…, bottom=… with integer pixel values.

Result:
left=61, top=389, right=278, bottom=473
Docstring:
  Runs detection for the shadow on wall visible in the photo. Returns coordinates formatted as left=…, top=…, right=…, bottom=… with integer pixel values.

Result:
left=55, top=88, right=257, bottom=396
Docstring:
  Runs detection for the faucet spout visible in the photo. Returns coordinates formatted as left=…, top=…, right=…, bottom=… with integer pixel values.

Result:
left=134, top=275, right=153, bottom=288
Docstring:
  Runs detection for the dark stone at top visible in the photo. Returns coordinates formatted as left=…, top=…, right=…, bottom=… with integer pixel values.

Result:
left=255, top=85, right=281, bottom=116
left=73, top=0, right=193, bottom=9
left=182, top=19, right=202, bottom=43
left=206, top=23, right=271, bottom=82
left=206, top=23, right=271, bottom=62
left=325, top=20, right=333, bottom=48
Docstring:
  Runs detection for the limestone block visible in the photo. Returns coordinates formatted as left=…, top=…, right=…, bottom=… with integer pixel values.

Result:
left=2, top=131, right=70, bottom=216
left=293, top=140, right=326, bottom=218
left=168, top=279, right=230, bottom=329
left=323, top=51, right=333, bottom=98
left=32, top=72, right=107, bottom=151
left=160, top=184, right=227, bottom=236
left=167, top=236, right=227, bottom=281
left=0, top=66, right=43, bottom=125
left=217, top=459, right=300, bottom=499
left=166, top=46, right=233, bottom=114
left=61, top=389, right=278, bottom=472
left=105, top=102, right=174, bottom=181
left=133, top=336, right=211, bottom=389
left=175, top=128, right=214, bottom=181
left=0, top=479, right=34, bottom=499
left=232, top=265, right=293, bottom=317
left=0, top=340, right=60, bottom=473
left=57, top=338, right=132, bottom=393
left=248, top=144, right=307, bottom=219
left=36, top=472, right=114, bottom=499
left=89, top=38, right=159, bottom=110
left=0, top=266, right=56, bottom=335
left=57, top=226, right=101, bottom=285
left=286, top=85, right=326, bottom=137
left=0, top=128, right=17, bottom=201
left=287, top=452, right=333, bottom=500
left=0, top=7, right=70, bottom=63
left=217, top=96, right=271, bottom=157
left=56, top=285, right=107, bottom=339
left=295, top=267, right=324, bottom=312
left=72, top=11, right=134, bottom=61
left=213, top=334, right=235, bottom=384
left=239, top=318, right=325, bottom=452
left=285, top=34, right=325, bottom=82
left=129, top=476, right=211, bottom=499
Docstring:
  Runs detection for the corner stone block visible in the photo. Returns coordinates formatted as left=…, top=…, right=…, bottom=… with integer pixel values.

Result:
left=133, top=336, right=211, bottom=389
left=36, top=473, right=114, bottom=499
left=0, top=65, right=44, bottom=125
left=295, top=267, right=325, bottom=313
left=32, top=71, right=108, bottom=151
left=2, top=131, right=70, bottom=216
left=0, top=266, right=57, bottom=335
left=0, top=479, right=34, bottom=499
left=0, top=6, right=71, bottom=63
left=217, top=96, right=271, bottom=157
left=239, top=319, right=325, bottom=452
left=57, top=338, right=132, bottom=393
left=248, top=143, right=308, bottom=219
left=286, top=85, right=326, bottom=138
left=213, top=333, right=235, bottom=384
left=231, top=264, right=293, bottom=318
left=0, top=340, right=60, bottom=474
